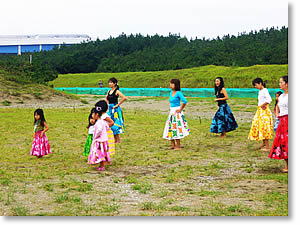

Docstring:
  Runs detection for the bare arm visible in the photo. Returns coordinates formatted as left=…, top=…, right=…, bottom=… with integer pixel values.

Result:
left=41, top=122, right=49, bottom=137
left=275, top=103, right=280, bottom=117
left=113, top=90, right=127, bottom=108
left=105, top=91, right=109, bottom=104
left=105, top=117, right=115, bottom=127
left=176, top=103, right=186, bottom=113
left=214, top=88, right=229, bottom=102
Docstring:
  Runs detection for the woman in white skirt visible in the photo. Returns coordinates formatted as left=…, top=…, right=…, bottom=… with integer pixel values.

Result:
left=163, top=79, right=190, bottom=150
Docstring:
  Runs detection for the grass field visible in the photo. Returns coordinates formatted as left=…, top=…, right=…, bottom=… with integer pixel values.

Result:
left=0, top=97, right=288, bottom=216
left=49, top=64, right=288, bottom=89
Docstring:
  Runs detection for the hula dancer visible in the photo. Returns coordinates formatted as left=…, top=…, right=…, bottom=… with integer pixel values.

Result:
left=31, top=109, right=51, bottom=158
left=269, top=76, right=288, bottom=173
left=163, top=79, right=190, bottom=150
left=88, top=101, right=111, bottom=171
left=248, top=78, right=273, bottom=151
left=273, top=91, right=283, bottom=132
left=83, top=110, right=96, bottom=156
left=105, top=77, right=127, bottom=143
left=209, top=77, right=238, bottom=137
left=101, top=109, right=115, bottom=160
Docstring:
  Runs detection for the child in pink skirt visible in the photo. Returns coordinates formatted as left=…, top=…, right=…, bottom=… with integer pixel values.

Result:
left=31, top=109, right=51, bottom=158
left=88, top=101, right=111, bottom=171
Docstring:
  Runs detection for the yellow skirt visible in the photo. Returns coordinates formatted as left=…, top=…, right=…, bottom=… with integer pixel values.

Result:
left=248, top=106, right=273, bottom=141
left=107, top=128, right=115, bottom=156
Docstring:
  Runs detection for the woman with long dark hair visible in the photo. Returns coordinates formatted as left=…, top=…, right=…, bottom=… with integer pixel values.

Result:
left=105, top=77, right=127, bottom=143
left=268, top=76, right=288, bottom=173
left=209, top=77, right=238, bottom=137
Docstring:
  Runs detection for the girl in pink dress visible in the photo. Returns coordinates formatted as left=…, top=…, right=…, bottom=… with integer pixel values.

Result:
left=31, top=109, right=51, bottom=158
left=88, top=101, right=111, bottom=171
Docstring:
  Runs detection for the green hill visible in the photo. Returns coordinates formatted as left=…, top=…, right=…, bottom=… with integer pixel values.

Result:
left=0, top=68, right=79, bottom=106
left=49, top=64, right=288, bottom=89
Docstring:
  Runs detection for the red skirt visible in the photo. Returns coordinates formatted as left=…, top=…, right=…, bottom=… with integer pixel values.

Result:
left=268, top=115, right=288, bottom=160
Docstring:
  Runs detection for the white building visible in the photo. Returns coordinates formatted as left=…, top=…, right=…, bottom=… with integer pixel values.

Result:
left=0, top=34, right=91, bottom=55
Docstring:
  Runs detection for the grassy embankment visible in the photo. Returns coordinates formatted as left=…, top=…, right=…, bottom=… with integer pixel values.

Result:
left=49, top=64, right=288, bottom=88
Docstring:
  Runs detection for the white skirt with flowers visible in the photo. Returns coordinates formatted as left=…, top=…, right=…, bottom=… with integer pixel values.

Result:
left=163, top=106, right=190, bottom=140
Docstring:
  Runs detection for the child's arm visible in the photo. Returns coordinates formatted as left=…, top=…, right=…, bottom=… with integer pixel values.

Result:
left=41, top=122, right=49, bottom=137
left=105, top=117, right=114, bottom=127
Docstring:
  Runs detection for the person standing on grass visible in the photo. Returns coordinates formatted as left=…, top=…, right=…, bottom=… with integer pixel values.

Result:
left=163, top=79, right=190, bottom=150
left=273, top=91, right=283, bottom=132
left=209, top=77, right=238, bottom=138
left=83, top=109, right=96, bottom=156
left=269, top=76, right=288, bottom=173
left=88, top=101, right=111, bottom=171
left=248, top=78, right=273, bottom=151
left=31, top=109, right=51, bottom=158
left=101, top=108, right=115, bottom=160
left=105, top=77, right=127, bottom=143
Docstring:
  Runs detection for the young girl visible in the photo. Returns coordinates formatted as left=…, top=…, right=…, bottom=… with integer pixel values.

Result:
left=105, top=77, right=127, bottom=143
left=273, top=91, right=283, bottom=132
left=248, top=78, right=273, bottom=151
left=269, top=76, right=288, bottom=173
left=88, top=100, right=111, bottom=171
left=31, top=109, right=51, bottom=158
left=163, top=79, right=190, bottom=150
left=83, top=110, right=96, bottom=156
left=101, top=109, right=115, bottom=159
left=209, top=77, right=238, bottom=137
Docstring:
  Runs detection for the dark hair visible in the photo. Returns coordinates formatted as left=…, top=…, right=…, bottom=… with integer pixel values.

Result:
left=252, top=78, right=266, bottom=88
left=109, top=77, right=119, bottom=90
left=214, top=77, right=225, bottom=95
left=281, top=75, right=288, bottom=84
left=94, top=100, right=108, bottom=116
left=87, top=108, right=95, bottom=128
left=170, top=79, right=181, bottom=91
left=274, top=91, right=283, bottom=111
left=34, top=109, right=46, bottom=126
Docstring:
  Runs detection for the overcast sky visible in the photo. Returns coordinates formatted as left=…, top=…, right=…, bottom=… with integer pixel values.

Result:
left=0, top=0, right=289, bottom=40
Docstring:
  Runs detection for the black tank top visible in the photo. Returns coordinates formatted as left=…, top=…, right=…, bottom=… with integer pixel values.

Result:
left=216, top=90, right=227, bottom=106
left=107, top=89, right=118, bottom=104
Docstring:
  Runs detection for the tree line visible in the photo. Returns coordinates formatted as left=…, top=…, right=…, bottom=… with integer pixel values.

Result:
left=0, top=26, right=287, bottom=82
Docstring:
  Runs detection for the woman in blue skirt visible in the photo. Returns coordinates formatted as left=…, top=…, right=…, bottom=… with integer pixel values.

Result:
left=105, top=77, right=127, bottom=143
left=209, top=77, right=238, bottom=137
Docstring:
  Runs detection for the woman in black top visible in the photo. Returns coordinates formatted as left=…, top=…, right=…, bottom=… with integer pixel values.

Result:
left=209, top=77, right=238, bottom=137
left=105, top=77, right=127, bottom=143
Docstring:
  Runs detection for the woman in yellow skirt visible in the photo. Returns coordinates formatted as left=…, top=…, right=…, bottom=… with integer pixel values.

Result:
left=248, top=78, right=273, bottom=151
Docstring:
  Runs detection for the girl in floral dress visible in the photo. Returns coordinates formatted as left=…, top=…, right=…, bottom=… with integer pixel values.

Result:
left=83, top=110, right=96, bottom=156
left=31, top=109, right=51, bottom=158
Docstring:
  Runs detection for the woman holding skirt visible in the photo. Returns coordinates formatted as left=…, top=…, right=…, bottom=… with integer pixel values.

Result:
left=268, top=76, right=288, bottom=173
left=163, top=79, right=190, bottom=150
left=248, top=78, right=273, bottom=151
left=209, top=77, right=238, bottom=137
left=105, top=77, right=127, bottom=143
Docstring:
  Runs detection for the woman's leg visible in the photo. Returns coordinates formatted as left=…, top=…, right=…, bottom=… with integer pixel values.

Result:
left=169, top=140, right=176, bottom=149
left=281, top=159, right=288, bottom=173
left=175, top=139, right=181, bottom=150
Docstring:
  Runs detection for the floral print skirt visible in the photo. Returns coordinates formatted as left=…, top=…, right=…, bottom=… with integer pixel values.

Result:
left=248, top=106, right=273, bottom=141
left=269, top=115, right=288, bottom=160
